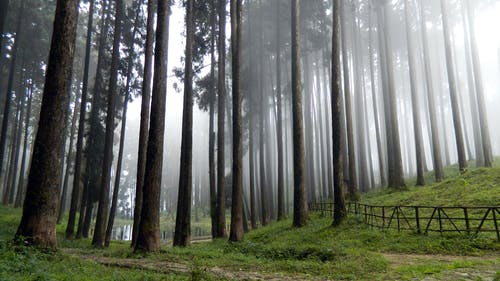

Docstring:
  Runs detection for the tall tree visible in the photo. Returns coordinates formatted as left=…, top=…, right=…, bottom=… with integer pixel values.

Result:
left=0, top=0, right=25, bottom=189
left=340, top=0, right=358, bottom=199
left=440, top=0, right=467, bottom=173
left=419, top=0, right=443, bottom=182
left=14, top=79, right=33, bottom=208
left=464, top=0, right=492, bottom=167
left=404, top=0, right=425, bottom=186
left=215, top=0, right=227, bottom=238
left=331, top=0, right=346, bottom=226
left=275, top=0, right=285, bottom=220
left=291, top=0, right=307, bottom=228
left=66, top=0, right=96, bottom=239
left=92, top=0, right=124, bottom=248
left=105, top=0, right=144, bottom=246
left=208, top=0, right=217, bottom=238
left=229, top=0, right=243, bottom=242
left=132, top=0, right=155, bottom=247
left=174, top=0, right=195, bottom=247
left=57, top=88, right=81, bottom=223
left=367, top=7, right=386, bottom=187
left=135, top=0, right=171, bottom=253
left=15, top=0, right=79, bottom=247
left=380, top=2, right=405, bottom=188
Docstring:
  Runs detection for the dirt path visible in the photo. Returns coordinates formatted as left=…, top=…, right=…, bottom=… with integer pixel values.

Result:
left=62, top=248, right=499, bottom=281
left=62, top=248, right=321, bottom=281
left=382, top=253, right=500, bottom=281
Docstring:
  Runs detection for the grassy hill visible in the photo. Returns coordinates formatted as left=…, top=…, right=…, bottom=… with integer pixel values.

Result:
left=362, top=166, right=500, bottom=207
left=0, top=165, right=499, bottom=280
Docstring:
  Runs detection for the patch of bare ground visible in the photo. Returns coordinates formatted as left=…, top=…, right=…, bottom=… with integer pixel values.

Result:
left=62, top=248, right=323, bottom=281
left=383, top=252, right=500, bottom=281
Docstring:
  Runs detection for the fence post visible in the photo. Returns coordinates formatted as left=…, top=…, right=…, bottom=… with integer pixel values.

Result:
left=492, top=208, right=499, bottom=241
left=438, top=208, right=443, bottom=235
left=382, top=207, right=385, bottom=229
left=415, top=206, right=420, bottom=234
left=463, top=207, right=470, bottom=234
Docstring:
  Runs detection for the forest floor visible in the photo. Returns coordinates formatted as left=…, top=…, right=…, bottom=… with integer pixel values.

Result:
left=1, top=164, right=500, bottom=280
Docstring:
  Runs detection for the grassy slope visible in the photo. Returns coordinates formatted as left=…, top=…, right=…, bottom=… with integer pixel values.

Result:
left=362, top=166, right=500, bottom=207
left=1, top=165, right=499, bottom=280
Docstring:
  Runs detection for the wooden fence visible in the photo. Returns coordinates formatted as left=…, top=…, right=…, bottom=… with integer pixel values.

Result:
left=308, top=202, right=500, bottom=241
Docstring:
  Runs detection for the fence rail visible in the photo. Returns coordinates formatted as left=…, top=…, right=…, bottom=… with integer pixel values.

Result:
left=308, top=202, right=500, bottom=241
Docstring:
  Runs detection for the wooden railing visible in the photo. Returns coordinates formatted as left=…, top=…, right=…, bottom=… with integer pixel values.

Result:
left=308, top=202, right=500, bottom=241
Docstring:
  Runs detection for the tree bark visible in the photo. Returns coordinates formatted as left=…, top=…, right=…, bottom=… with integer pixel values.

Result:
left=0, top=0, right=25, bottom=189
left=291, top=0, right=308, bottom=228
left=66, top=0, right=96, bottom=239
left=132, top=0, right=155, bottom=247
left=57, top=88, right=80, bottom=223
left=14, top=80, right=33, bottom=208
left=404, top=0, right=425, bottom=186
left=215, top=0, right=227, bottom=238
left=440, top=0, right=467, bottom=173
left=275, top=0, right=284, bottom=221
left=464, top=0, right=492, bottom=167
left=340, top=1, right=358, bottom=198
left=332, top=0, right=346, bottom=226
left=208, top=0, right=217, bottom=238
left=135, top=0, right=170, bottom=253
left=419, top=0, right=443, bottom=182
left=229, top=0, right=243, bottom=242
left=92, top=0, right=124, bottom=248
left=381, top=3, right=405, bottom=188
left=16, top=0, right=79, bottom=248
left=106, top=0, right=143, bottom=247
left=368, top=9, right=386, bottom=187
left=174, top=0, right=195, bottom=247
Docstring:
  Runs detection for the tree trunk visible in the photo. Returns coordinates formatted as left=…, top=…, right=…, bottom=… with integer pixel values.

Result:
left=132, top=0, right=155, bottom=247
left=215, top=0, right=227, bottom=238
left=419, top=0, right=443, bottom=182
left=6, top=78, right=24, bottom=205
left=0, top=0, right=25, bottom=188
left=66, top=0, right=96, bottom=239
left=464, top=0, right=492, bottom=167
left=332, top=0, right=346, bottom=226
left=460, top=2, right=483, bottom=167
left=106, top=0, right=143, bottom=247
left=404, top=0, right=425, bottom=186
left=291, top=0, right=307, bottom=228
left=381, top=3, right=405, bottom=188
left=57, top=87, right=80, bottom=223
left=208, top=0, right=217, bottom=238
left=14, top=80, right=33, bottom=208
left=257, top=0, right=268, bottom=226
left=340, top=1, right=358, bottom=199
left=174, top=0, right=194, bottom=248
left=16, top=0, right=79, bottom=248
left=135, top=0, right=170, bottom=253
left=229, top=0, right=243, bottom=242
left=275, top=0, right=284, bottom=221
left=368, top=9, right=386, bottom=187
left=440, top=0, right=467, bottom=173
left=92, top=0, right=124, bottom=248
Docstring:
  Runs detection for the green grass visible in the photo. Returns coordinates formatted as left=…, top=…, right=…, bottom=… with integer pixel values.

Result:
left=1, top=163, right=500, bottom=280
left=362, top=166, right=500, bottom=207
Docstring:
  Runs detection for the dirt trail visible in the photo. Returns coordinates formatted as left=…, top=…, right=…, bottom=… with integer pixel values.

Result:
left=62, top=248, right=499, bottom=281
left=383, top=253, right=500, bottom=281
left=62, top=248, right=321, bottom=281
